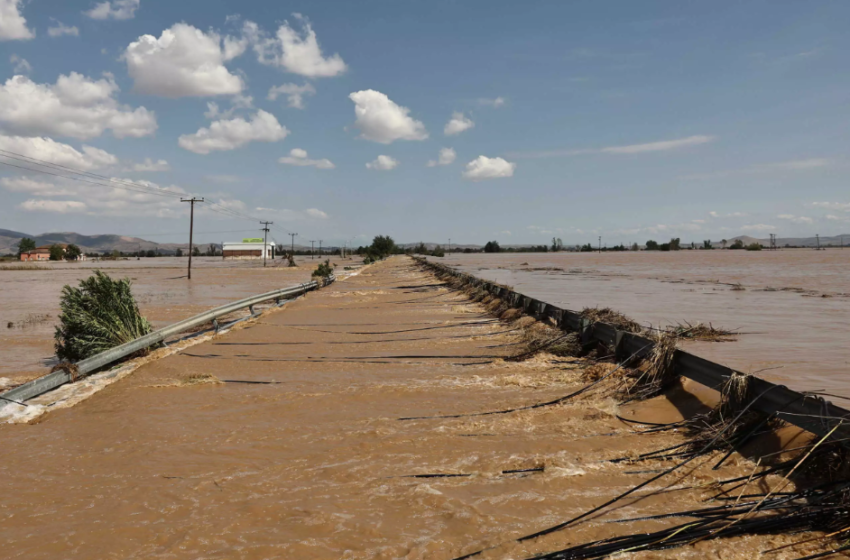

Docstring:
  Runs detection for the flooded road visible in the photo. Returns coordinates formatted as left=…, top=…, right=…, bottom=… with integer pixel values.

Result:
left=0, top=257, right=825, bottom=559
left=441, top=250, right=850, bottom=397
left=0, top=256, right=358, bottom=385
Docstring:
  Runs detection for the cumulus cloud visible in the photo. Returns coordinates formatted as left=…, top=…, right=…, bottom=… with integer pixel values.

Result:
left=462, top=155, right=516, bottom=181
left=812, top=201, right=850, bottom=212
left=247, top=16, right=346, bottom=78
left=178, top=110, right=288, bottom=154
left=19, top=199, right=87, bottom=213
left=128, top=157, right=170, bottom=172
left=427, top=147, right=456, bottom=167
left=267, top=82, right=315, bottom=109
left=9, top=54, right=30, bottom=73
left=305, top=208, right=328, bottom=219
left=709, top=211, right=748, bottom=218
left=444, top=112, right=474, bottom=136
left=48, top=22, right=79, bottom=37
left=777, top=214, right=814, bottom=224
left=124, top=23, right=244, bottom=97
left=478, top=97, right=505, bottom=108
left=366, top=154, right=399, bottom=170
left=278, top=148, right=334, bottom=169
left=0, top=73, right=157, bottom=139
left=349, top=90, right=427, bottom=144
left=0, top=0, right=34, bottom=40
left=0, top=134, right=118, bottom=169
left=1, top=176, right=75, bottom=196
left=203, top=94, right=254, bottom=119
left=84, top=0, right=139, bottom=20
left=741, top=224, right=776, bottom=232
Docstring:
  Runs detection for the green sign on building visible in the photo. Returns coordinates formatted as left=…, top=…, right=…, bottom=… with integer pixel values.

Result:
left=242, top=238, right=264, bottom=243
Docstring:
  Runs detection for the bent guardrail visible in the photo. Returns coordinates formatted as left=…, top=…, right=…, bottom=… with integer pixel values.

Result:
left=414, top=257, right=850, bottom=440
left=1, top=275, right=335, bottom=405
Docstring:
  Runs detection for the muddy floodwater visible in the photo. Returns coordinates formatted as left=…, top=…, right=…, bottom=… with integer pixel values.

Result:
left=440, top=250, right=850, bottom=397
left=0, top=258, right=828, bottom=559
left=0, top=256, right=359, bottom=386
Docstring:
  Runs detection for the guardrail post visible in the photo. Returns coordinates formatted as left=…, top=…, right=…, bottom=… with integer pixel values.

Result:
left=212, top=318, right=220, bottom=333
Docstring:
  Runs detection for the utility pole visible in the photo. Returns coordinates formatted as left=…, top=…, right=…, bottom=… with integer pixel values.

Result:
left=598, top=236, right=602, bottom=254
left=816, top=234, right=821, bottom=251
left=448, top=238, right=451, bottom=254
left=309, top=240, right=315, bottom=259
left=181, top=197, right=203, bottom=279
left=318, top=240, right=323, bottom=257
left=260, top=221, right=273, bottom=268
left=289, top=232, right=298, bottom=257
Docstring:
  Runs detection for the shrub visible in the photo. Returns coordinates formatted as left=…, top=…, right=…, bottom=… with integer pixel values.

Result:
left=49, top=244, right=65, bottom=261
left=729, top=239, right=745, bottom=250
left=312, top=259, right=334, bottom=279
left=484, top=240, right=501, bottom=253
left=746, top=243, right=763, bottom=251
left=65, top=244, right=82, bottom=261
left=54, top=271, right=152, bottom=361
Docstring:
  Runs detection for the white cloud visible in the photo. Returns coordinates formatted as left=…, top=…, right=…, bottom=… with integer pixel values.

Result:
left=462, top=155, right=516, bottom=181
left=0, top=73, right=157, bottom=139
left=478, top=97, right=505, bottom=108
left=709, top=211, right=748, bottom=218
left=444, top=112, right=474, bottom=136
left=129, top=157, right=170, bottom=172
left=278, top=148, right=334, bottom=169
left=1, top=176, right=75, bottom=196
left=349, top=90, right=427, bottom=144
left=267, top=82, right=315, bottom=109
left=812, top=201, right=850, bottom=212
left=9, top=54, right=30, bottom=73
left=203, top=94, right=254, bottom=120
left=601, top=135, right=714, bottom=154
left=366, top=154, right=399, bottom=171
left=84, top=0, right=139, bottom=20
left=777, top=214, right=814, bottom=224
left=48, top=22, right=79, bottom=37
left=741, top=224, right=775, bottom=232
left=247, top=16, right=346, bottom=78
left=124, top=23, right=244, bottom=97
left=826, top=214, right=849, bottom=222
left=0, top=134, right=118, bottom=170
left=305, top=208, right=328, bottom=219
left=427, top=147, right=456, bottom=167
left=178, top=110, right=288, bottom=154
left=0, top=0, right=34, bottom=40
left=19, top=199, right=87, bottom=213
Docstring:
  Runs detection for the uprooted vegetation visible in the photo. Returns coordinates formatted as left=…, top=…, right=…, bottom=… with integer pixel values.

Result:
left=418, top=259, right=850, bottom=559
left=580, top=306, right=643, bottom=333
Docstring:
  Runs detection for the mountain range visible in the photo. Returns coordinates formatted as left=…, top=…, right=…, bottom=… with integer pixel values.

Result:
left=2, top=229, right=848, bottom=255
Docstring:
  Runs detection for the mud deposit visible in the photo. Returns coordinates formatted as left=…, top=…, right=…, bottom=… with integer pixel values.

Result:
left=0, top=258, right=829, bottom=559
left=441, top=250, right=850, bottom=397
left=0, top=255, right=358, bottom=385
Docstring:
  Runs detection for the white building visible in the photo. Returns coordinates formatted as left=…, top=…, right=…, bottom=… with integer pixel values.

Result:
left=222, top=240, right=276, bottom=260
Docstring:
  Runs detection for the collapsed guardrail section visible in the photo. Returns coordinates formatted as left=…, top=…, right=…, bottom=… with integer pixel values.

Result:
left=414, top=257, right=850, bottom=440
left=0, top=275, right=335, bottom=405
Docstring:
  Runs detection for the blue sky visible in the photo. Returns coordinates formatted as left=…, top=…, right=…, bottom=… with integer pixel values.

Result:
left=1, top=0, right=849, bottom=247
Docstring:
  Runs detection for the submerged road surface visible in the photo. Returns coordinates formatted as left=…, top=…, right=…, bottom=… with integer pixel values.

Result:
left=0, top=257, right=824, bottom=559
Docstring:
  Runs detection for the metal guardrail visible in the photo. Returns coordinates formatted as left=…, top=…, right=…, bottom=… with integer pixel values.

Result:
left=415, top=257, right=850, bottom=440
left=1, top=275, right=335, bottom=405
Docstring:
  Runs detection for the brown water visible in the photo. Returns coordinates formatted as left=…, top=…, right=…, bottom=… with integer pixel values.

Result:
left=0, top=258, right=827, bottom=559
left=0, top=256, right=359, bottom=386
left=441, top=250, right=850, bottom=397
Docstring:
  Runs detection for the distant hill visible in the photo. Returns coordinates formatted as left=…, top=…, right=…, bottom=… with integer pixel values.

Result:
left=0, top=229, right=215, bottom=256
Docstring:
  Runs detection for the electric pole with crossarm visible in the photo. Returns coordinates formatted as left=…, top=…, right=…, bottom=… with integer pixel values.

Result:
left=260, top=221, right=273, bottom=267
left=181, top=197, right=204, bottom=279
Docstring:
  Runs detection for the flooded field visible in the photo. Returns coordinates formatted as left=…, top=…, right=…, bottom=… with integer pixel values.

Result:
left=0, top=255, right=359, bottom=386
left=0, top=258, right=829, bottom=559
left=441, top=250, right=850, bottom=397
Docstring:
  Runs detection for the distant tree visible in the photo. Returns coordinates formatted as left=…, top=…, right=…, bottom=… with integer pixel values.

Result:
left=145, top=249, right=156, bottom=258
left=551, top=237, right=564, bottom=252
left=17, top=237, right=36, bottom=258
left=721, top=239, right=728, bottom=249
left=746, top=243, right=763, bottom=251
left=431, top=245, right=445, bottom=257
left=111, top=249, right=120, bottom=259
left=729, top=239, right=745, bottom=250
left=645, top=240, right=660, bottom=251
left=659, top=242, right=671, bottom=251
left=579, top=243, right=594, bottom=252
left=630, top=243, right=639, bottom=251
left=206, top=244, right=217, bottom=257
left=175, top=248, right=183, bottom=257
left=49, top=244, right=65, bottom=261
left=483, top=240, right=501, bottom=253
left=669, top=238, right=681, bottom=251
left=65, top=244, right=82, bottom=261
left=192, top=246, right=201, bottom=257
left=370, top=235, right=396, bottom=258
left=703, top=240, right=712, bottom=250
left=414, top=242, right=428, bottom=255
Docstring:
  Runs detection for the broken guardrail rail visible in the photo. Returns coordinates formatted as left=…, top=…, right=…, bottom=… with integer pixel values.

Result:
left=414, top=256, right=850, bottom=441
left=0, top=275, right=335, bottom=405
